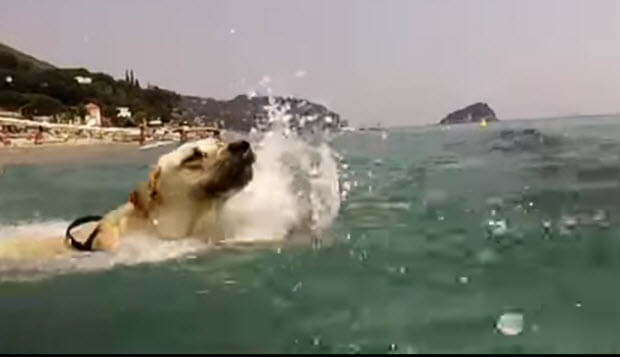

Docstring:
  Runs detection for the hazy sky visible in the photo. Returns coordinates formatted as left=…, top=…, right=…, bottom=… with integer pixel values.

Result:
left=2, top=0, right=620, bottom=126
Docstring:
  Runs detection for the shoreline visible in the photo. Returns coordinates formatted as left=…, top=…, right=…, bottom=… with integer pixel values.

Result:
left=0, top=141, right=143, bottom=166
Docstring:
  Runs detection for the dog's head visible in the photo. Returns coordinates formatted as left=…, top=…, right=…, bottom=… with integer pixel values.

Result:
left=130, top=138, right=255, bottom=214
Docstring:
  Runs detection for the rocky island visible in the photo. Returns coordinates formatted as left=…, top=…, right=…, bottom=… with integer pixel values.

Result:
left=439, top=102, right=498, bottom=125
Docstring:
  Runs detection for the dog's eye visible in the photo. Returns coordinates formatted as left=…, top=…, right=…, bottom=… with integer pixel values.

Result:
left=181, top=148, right=204, bottom=167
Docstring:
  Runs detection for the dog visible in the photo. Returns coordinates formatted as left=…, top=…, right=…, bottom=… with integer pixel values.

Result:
left=0, top=137, right=255, bottom=260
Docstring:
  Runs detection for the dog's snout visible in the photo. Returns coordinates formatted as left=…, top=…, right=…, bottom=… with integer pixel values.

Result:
left=228, top=140, right=250, bottom=153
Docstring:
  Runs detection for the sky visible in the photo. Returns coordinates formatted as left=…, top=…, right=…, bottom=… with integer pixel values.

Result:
left=2, top=0, right=620, bottom=126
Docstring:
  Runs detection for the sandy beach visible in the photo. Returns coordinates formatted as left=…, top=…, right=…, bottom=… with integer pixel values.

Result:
left=0, top=142, right=142, bottom=166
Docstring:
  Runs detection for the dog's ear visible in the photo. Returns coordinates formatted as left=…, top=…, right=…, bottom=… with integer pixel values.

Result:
left=148, top=166, right=162, bottom=200
left=129, top=181, right=150, bottom=213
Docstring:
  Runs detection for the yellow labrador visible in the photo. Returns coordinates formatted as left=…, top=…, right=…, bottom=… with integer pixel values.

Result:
left=0, top=138, right=255, bottom=260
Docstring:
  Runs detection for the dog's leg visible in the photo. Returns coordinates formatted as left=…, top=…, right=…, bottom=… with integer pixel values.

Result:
left=90, top=220, right=120, bottom=251
left=87, top=203, right=136, bottom=251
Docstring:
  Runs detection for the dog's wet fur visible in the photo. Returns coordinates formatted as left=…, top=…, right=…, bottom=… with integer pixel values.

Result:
left=0, top=138, right=255, bottom=260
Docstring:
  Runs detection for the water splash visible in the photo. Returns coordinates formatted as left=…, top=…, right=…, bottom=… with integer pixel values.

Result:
left=221, top=96, right=341, bottom=243
left=496, top=312, right=524, bottom=336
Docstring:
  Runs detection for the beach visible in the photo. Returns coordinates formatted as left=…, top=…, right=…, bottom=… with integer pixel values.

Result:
left=0, top=141, right=141, bottom=166
left=0, top=116, right=227, bottom=167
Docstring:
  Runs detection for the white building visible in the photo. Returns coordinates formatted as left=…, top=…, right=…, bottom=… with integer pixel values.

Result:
left=117, top=107, right=131, bottom=118
left=74, top=76, right=93, bottom=84
left=84, top=102, right=102, bottom=126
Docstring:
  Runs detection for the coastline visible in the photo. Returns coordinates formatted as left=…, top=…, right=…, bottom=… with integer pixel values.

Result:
left=0, top=141, right=141, bottom=166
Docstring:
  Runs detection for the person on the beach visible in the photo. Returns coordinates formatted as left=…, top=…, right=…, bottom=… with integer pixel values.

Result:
left=0, top=125, right=10, bottom=146
left=180, top=125, right=188, bottom=143
left=139, top=122, right=147, bottom=146
left=34, top=125, right=44, bottom=145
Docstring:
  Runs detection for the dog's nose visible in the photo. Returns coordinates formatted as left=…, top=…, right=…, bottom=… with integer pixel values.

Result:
left=228, top=140, right=250, bottom=154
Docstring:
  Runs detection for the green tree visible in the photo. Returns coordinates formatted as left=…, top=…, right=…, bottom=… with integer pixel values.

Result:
left=0, top=90, right=28, bottom=110
left=20, top=94, right=64, bottom=117
left=0, top=53, right=18, bottom=70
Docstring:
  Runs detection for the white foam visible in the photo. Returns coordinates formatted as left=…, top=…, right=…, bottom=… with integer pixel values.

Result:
left=0, top=220, right=209, bottom=281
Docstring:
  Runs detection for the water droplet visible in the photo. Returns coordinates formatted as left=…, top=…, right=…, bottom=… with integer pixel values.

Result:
left=399, top=266, right=407, bottom=274
left=528, top=201, right=534, bottom=207
left=561, top=215, right=578, bottom=230
left=347, top=344, right=361, bottom=353
left=223, top=280, right=237, bottom=285
left=292, top=281, right=303, bottom=293
left=346, top=233, right=351, bottom=241
left=195, top=289, right=210, bottom=295
left=496, top=312, right=524, bottom=336
left=359, top=250, right=369, bottom=262
left=152, top=219, right=159, bottom=226
left=593, top=209, right=607, bottom=222
left=388, top=343, right=398, bottom=352
left=312, top=336, right=320, bottom=346
left=541, top=219, right=553, bottom=238
left=276, top=247, right=282, bottom=254
left=438, top=215, right=445, bottom=221
left=458, top=276, right=469, bottom=284
left=575, top=302, right=582, bottom=308
left=487, top=219, right=508, bottom=237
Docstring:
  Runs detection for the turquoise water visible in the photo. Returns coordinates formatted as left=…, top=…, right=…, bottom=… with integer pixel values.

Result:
left=3, top=116, right=620, bottom=353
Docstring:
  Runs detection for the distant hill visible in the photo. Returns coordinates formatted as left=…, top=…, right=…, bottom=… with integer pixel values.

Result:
left=0, top=62, right=180, bottom=125
left=0, top=42, right=56, bottom=71
left=440, top=102, right=498, bottom=125
left=181, top=94, right=341, bottom=132
left=0, top=43, right=342, bottom=130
